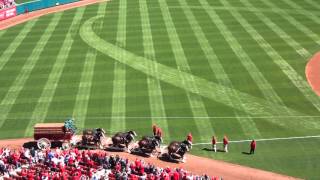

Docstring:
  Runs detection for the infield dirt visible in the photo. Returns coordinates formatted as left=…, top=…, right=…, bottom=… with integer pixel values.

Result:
left=306, top=52, right=320, bottom=96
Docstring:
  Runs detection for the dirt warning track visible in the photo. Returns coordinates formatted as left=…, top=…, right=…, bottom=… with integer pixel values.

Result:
left=0, top=138, right=300, bottom=180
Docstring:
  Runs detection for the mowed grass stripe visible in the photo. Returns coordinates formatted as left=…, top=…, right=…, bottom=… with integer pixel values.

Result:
left=191, top=0, right=272, bottom=136
left=260, top=0, right=320, bottom=46
left=305, top=0, right=320, bottom=10
left=73, top=2, right=108, bottom=130
left=240, top=0, right=320, bottom=112
left=178, top=0, right=252, bottom=138
left=24, top=8, right=86, bottom=137
left=81, top=16, right=320, bottom=131
left=0, top=31, right=5, bottom=39
left=219, top=1, right=295, bottom=115
left=84, top=1, right=118, bottom=129
left=139, top=0, right=169, bottom=138
left=191, top=0, right=294, bottom=137
left=216, top=1, right=319, bottom=133
left=241, top=0, right=311, bottom=58
left=0, top=21, right=37, bottom=73
left=111, top=0, right=126, bottom=132
left=158, top=0, right=213, bottom=142
left=0, top=14, right=61, bottom=128
left=280, top=0, right=320, bottom=45
left=125, top=0, right=151, bottom=136
left=197, top=0, right=261, bottom=138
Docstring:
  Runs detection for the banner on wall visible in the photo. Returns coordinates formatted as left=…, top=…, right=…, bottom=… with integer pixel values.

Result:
left=0, top=6, right=17, bottom=21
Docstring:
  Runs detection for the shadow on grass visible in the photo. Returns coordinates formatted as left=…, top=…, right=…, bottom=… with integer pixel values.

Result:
left=242, top=151, right=252, bottom=155
left=202, top=148, right=225, bottom=153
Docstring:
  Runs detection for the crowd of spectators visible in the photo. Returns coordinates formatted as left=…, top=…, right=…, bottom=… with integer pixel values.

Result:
left=0, top=147, right=222, bottom=180
left=0, top=0, right=15, bottom=10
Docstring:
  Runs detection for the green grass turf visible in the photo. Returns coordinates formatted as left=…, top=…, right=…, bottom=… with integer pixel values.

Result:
left=14, top=0, right=37, bottom=4
left=1, top=0, right=320, bottom=178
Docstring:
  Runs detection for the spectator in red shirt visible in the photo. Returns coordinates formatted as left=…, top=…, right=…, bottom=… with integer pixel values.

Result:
left=223, top=135, right=229, bottom=153
left=211, top=136, right=217, bottom=152
left=250, top=140, right=256, bottom=154
left=173, top=170, right=180, bottom=180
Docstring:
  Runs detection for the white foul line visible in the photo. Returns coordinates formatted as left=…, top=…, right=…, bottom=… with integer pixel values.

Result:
left=192, top=135, right=320, bottom=146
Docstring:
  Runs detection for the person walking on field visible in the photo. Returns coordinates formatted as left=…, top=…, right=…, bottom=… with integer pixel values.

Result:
left=223, top=135, right=229, bottom=152
left=211, top=136, right=217, bottom=152
left=156, top=127, right=163, bottom=141
left=250, top=140, right=256, bottom=154
left=187, top=132, right=193, bottom=144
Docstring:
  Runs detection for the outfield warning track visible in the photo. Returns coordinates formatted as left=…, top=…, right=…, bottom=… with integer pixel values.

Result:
left=0, top=138, right=300, bottom=180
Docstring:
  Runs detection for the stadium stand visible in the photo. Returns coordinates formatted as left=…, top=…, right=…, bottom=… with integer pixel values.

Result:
left=0, top=0, right=15, bottom=10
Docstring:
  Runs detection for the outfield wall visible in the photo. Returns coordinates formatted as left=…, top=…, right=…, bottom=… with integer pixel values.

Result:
left=16, top=0, right=79, bottom=14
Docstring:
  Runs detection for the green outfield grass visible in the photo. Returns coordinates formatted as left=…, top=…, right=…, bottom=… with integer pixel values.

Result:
left=14, top=0, right=36, bottom=4
left=0, top=0, right=320, bottom=178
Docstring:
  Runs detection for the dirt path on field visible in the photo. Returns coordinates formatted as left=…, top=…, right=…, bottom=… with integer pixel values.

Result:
left=0, top=0, right=108, bottom=30
left=306, top=52, right=320, bottom=96
left=0, top=138, right=300, bottom=180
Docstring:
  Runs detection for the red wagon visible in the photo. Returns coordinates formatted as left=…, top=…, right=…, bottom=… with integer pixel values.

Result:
left=34, top=123, right=75, bottom=150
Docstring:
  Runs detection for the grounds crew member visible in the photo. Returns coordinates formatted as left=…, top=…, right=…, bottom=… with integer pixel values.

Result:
left=223, top=135, right=229, bottom=152
left=187, top=132, right=193, bottom=144
left=211, top=136, right=217, bottom=152
left=156, top=127, right=163, bottom=139
left=250, top=140, right=256, bottom=154
left=152, top=124, right=157, bottom=136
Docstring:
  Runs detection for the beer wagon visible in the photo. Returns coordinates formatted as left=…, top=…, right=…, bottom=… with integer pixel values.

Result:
left=34, top=119, right=77, bottom=149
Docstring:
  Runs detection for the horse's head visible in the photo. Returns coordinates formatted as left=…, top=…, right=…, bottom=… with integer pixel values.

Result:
left=154, top=135, right=162, bottom=142
left=128, top=131, right=137, bottom=137
left=182, top=140, right=192, bottom=151
left=96, top=128, right=106, bottom=134
left=154, top=135, right=162, bottom=147
left=126, top=131, right=137, bottom=142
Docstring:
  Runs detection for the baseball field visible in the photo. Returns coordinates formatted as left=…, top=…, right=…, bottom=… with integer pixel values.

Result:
left=0, top=0, right=320, bottom=179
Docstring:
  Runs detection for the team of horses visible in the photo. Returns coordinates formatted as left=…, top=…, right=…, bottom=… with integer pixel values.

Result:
left=70, top=128, right=190, bottom=162
left=109, top=130, right=191, bottom=162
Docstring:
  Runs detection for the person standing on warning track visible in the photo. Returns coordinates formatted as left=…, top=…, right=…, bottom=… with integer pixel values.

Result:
left=223, top=135, right=229, bottom=152
left=250, top=140, right=256, bottom=154
left=211, top=136, right=217, bottom=152
left=156, top=127, right=163, bottom=138
left=152, top=124, right=157, bottom=136
left=187, top=132, right=193, bottom=144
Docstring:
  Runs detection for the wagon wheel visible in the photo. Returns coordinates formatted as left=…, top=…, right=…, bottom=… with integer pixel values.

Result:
left=37, top=138, right=51, bottom=150
left=98, top=136, right=106, bottom=149
left=151, top=149, right=160, bottom=157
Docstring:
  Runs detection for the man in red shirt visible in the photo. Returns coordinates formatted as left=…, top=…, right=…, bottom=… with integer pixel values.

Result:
left=186, top=133, right=193, bottom=144
left=211, top=136, right=217, bottom=152
left=152, top=124, right=157, bottom=136
left=173, top=170, right=180, bottom=180
left=156, top=127, right=163, bottom=138
left=250, top=140, right=256, bottom=154
left=223, top=135, right=229, bottom=152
